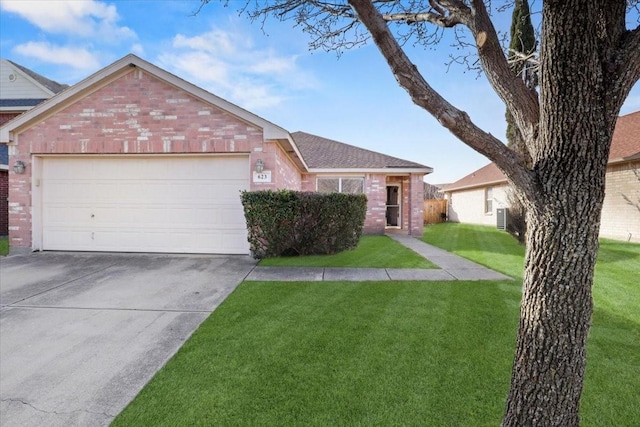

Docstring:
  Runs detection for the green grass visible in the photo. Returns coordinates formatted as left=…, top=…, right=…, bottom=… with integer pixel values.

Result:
left=422, top=223, right=526, bottom=278
left=113, top=224, right=639, bottom=427
left=258, top=235, right=436, bottom=269
left=0, top=237, right=8, bottom=256
left=423, top=223, right=640, bottom=426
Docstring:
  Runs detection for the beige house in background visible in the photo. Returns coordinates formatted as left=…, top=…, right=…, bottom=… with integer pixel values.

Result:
left=444, top=110, right=640, bottom=243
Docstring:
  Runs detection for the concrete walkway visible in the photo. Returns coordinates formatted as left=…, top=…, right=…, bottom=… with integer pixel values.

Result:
left=246, top=234, right=511, bottom=282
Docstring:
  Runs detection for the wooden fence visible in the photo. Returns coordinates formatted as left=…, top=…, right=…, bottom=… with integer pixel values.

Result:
left=423, top=199, right=448, bottom=224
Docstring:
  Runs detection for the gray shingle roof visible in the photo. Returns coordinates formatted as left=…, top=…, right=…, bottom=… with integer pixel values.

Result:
left=291, top=131, right=430, bottom=170
left=7, top=60, right=68, bottom=94
left=0, top=99, right=48, bottom=107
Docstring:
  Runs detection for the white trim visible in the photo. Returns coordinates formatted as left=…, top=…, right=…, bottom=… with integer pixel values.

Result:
left=316, top=176, right=365, bottom=193
left=0, top=165, right=8, bottom=170
left=385, top=183, right=402, bottom=229
left=0, top=106, right=32, bottom=112
left=31, top=156, right=43, bottom=251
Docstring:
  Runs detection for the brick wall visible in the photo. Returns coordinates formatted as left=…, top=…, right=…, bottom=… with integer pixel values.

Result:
left=409, top=173, right=425, bottom=236
left=300, top=173, right=424, bottom=235
left=9, top=68, right=269, bottom=249
left=0, top=112, right=20, bottom=127
left=365, top=173, right=387, bottom=234
left=0, top=170, right=7, bottom=236
left=249, top=140, right=302, bottom=191
left=600, top=161, right=640, bottom=242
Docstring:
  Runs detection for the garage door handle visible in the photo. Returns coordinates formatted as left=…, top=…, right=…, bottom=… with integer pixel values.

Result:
left=91, top=214, right=95, bottom=218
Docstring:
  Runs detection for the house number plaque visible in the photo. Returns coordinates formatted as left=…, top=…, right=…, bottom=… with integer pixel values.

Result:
left=253, top=170, right=272, bottom=183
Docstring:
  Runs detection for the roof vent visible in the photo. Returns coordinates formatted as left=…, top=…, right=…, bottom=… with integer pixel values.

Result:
left=8, top=73, right=17, bottom=82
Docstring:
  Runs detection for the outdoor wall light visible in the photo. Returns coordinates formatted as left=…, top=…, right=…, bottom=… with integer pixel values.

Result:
left=254, top=159, right=264, bottom=173
left=13, top=161, right=26, bottom=174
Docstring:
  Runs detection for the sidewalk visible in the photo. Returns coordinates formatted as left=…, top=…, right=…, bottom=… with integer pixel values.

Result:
left=245, top=234, right=511, bottom=282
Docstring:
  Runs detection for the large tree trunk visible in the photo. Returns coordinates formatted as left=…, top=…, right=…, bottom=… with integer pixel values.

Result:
left=502, top=2, right=616, bottom=425
left=341, top=0, right=637, bottom=423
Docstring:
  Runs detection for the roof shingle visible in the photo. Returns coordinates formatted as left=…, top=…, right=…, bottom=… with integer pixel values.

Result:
left=445, top=110, right=640, bottom=191
left=291, top=131, right=431, bottom=170
left=7, top=60, right=68, bottom=94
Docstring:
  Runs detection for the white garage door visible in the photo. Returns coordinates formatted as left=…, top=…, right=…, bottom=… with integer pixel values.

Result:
left=41, top=156, right=250, bottom=254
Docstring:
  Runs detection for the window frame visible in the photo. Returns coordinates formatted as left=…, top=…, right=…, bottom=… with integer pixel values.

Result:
left=485, top=186, right=494, bottom=214
left=316, top=176, right=365, bottom=194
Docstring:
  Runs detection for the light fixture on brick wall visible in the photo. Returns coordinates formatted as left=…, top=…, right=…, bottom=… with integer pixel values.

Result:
left=254, top=159, right=264, bottom=173
left=13, top=161, right=26, bottom=174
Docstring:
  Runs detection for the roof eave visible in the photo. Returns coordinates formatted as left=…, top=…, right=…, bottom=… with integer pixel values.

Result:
left=272, top=135, right=309, bottom=172
left=444, top=178, right=509, bottom=192
left=607, top=154, right=640, bottom=165
left=0, top=106, right=34, bottom=111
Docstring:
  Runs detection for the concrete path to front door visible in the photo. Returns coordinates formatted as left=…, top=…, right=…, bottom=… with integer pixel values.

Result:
left=246, top=234, right=511, bottom=282
left=0, top=252, right=256, bottom=427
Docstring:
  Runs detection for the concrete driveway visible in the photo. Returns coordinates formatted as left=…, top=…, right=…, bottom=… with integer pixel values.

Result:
left=0, top=252, right=256, bottom=427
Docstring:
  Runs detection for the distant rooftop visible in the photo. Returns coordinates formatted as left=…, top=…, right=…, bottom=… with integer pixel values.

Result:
left=444, top=110, right=640, bottom=191
left=6, top=60, right=68, bottom=94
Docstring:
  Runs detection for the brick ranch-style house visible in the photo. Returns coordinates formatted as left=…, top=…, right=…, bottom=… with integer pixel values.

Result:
left=0, top=59, right=68, bottom=236
left=443, top=110, right=640, bottom=243
left=0, top=54, right=430, bottom=255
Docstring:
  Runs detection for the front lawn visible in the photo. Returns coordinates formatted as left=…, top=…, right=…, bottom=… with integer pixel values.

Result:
left=0, top=237, right=8, bottom=256
left=258, top=235, right=436, bottom=269
left=113, top=224, right=639, bottom=426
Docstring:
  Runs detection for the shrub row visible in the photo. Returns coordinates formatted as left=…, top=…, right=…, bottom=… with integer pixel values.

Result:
left=241, top=190, right=367, bottom=259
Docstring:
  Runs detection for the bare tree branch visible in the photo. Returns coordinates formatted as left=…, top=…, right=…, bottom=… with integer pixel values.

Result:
left=612, top=25, right=640, bottom=110
left=466, top=0, right=539, bottom=145
left=381, top=11, right=462, bottom=27
left=347, top=0, right=539, bottom=200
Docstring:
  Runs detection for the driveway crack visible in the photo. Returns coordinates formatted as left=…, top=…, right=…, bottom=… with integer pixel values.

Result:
left=1, top=398, right=114, bottom=419
left=6, top=262, right=120, bottom=307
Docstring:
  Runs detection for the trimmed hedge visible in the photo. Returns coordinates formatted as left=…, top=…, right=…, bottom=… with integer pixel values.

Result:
left=241, top=190, right=367, bottom=259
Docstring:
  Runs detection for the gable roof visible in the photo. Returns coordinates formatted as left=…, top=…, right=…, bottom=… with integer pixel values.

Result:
left=0, top=59, right=68, bottom=111
left=292, top=131, right=432, bottom=173
left=0, top=54, right=430, bottom=175
left=445, top=110, right=640, bottom=192
left=443, top=162, right=504, bottom=192
left=0, top=54, right=291, bottom=144
left=6, top=60, right=69, bottom=95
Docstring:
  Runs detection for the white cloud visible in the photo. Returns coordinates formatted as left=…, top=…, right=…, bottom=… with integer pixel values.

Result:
left=131, top=43, right=145, bottom=56
left=13, top=41, right=101, bottom=70
left=0, top=0, right=135, bottom=40
left=158, top=27, right=317, bottom=111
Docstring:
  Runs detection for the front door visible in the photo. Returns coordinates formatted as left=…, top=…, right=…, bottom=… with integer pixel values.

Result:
left=386, top=184, right=401, bottom=228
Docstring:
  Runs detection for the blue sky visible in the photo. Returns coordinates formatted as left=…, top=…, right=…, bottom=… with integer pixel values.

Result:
left=1, top=0, right=639, bottom=184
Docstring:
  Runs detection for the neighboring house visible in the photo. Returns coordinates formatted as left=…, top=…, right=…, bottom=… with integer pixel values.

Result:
left=444, top=110, right=640, bottom=242
left=0, top=54, right=430, bottom=254
left=0, top=59, right=68, bottom=236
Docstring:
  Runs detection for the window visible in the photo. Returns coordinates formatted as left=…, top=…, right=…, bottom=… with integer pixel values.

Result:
left=485, top=187, right=494, bottom=214
left=317, top=177, right=364, bottom=194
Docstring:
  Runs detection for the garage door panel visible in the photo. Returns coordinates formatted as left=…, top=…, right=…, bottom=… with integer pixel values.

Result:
left=42, top=156, right=250, bottom=254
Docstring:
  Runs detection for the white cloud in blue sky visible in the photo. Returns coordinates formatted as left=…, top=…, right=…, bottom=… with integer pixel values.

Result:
left=13, top=41, right=101, bottom=70
left=1, top=0, right=135, bottom=38
left=0, top=0, right=638, bottom=183
left=157, top=27, right=318, bottom=110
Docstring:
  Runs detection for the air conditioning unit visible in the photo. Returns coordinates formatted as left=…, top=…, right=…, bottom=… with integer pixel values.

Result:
left=497, top=208, right=508, bottom=230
